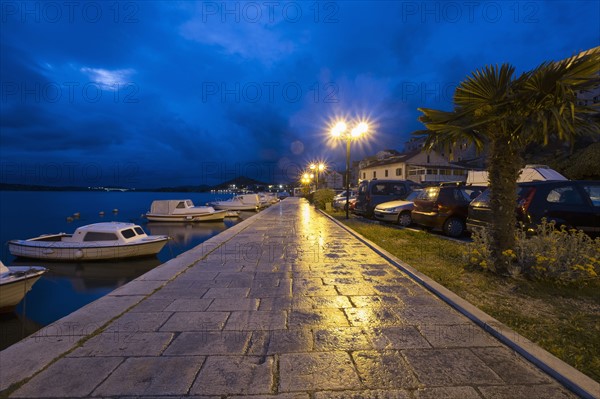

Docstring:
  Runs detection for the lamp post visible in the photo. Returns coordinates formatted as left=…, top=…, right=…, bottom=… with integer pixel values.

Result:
left=309, top=162, right=326, bottom=189
left=331, top=121, right=368, bottom=219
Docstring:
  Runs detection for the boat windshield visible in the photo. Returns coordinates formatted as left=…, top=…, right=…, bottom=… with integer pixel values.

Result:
left=83, top=232, right=119, bottom=241
left=121, top=229, right=136, bottom=239
left=134, top=227, right=145, bottom=235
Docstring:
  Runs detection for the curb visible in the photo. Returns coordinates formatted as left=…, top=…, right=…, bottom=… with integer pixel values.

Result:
left=319, top=210, right=600, bottom=399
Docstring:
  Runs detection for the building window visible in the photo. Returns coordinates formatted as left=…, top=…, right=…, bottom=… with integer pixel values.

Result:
left=427, top=154, right=430, bottom=163
left=384, top=170, right=388, bottom=177
left=362, top=172, right=366, bottom=179
left=373, top=171, right=377, bottom=178
left=395, top=168, right=402, bottom=176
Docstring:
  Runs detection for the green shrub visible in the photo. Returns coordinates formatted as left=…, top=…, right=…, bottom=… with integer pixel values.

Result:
left=465, top=219, right=600, bottom=285
left=312, top=188, right=336, bottom=210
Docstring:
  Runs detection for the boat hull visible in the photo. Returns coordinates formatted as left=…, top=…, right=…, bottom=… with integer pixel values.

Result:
left=0, top=267, right=46, bottom=312
left=8, top=238, right=169, bottom=261
left=210, top=203, right=258, bottom=211
left=145, top=210, right=226, bottom=222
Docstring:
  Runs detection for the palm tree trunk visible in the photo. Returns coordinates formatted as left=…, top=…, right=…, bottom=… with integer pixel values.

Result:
left=488, top=134, right=521, bottom=274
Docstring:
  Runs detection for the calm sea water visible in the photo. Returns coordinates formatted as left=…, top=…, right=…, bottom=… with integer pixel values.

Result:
left=0, top=190, right=244, bottom=349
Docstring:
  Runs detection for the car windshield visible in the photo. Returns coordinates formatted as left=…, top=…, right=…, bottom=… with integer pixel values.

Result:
left=405, top=190, right=422, bottom=202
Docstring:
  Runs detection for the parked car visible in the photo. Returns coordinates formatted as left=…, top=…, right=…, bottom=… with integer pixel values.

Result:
left=354, top=179, right=421, bottom=218
left=411, top=182, right=485, bottom=237
left=333, top=193, right=357, bottom=211
left=373, top=189, right=423, bottom=226
left=467, top=180, right=600, bottom=236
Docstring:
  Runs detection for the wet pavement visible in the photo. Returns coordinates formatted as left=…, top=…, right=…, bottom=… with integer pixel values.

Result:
left=0, top=198, right=590, bottom=398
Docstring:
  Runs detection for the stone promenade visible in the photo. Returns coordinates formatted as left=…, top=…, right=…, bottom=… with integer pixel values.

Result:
left=0, top=198, right=589, bottom=398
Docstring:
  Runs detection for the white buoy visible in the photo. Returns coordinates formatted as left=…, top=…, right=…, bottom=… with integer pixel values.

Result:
left=99, top=211, right=105, bottom=216
left=112, top=208, right=119, bottom=213
left=73, top=212, right=80, bottom=218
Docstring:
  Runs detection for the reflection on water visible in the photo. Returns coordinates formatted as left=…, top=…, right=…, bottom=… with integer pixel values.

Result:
left=0, top=191, right=251, bottom=350
left=12, top=258, right=162, bottom=292
left=146, top=222, right=226, bottom=247
left=0, top=312, right=42, bottom=350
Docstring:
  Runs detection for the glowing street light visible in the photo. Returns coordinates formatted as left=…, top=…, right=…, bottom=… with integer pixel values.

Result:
left=309, top=162, right=326, bottom=189
left=330, top=119, right=369, bottom=219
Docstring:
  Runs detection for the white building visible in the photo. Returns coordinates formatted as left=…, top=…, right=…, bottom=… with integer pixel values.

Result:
left=321, top=170, right=344, bottom=189
left=358, top=150, right=469, bottom=185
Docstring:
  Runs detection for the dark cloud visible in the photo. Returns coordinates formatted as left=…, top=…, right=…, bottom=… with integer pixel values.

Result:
left=1, top=1, right=598, bottom=186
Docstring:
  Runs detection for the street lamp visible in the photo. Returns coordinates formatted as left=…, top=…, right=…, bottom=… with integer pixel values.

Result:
left=331, top=120, right=369, bottom=219
left=309, top=162, right=326, bottom=189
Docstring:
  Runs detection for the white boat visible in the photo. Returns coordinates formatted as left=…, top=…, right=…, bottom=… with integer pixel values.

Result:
left=209, top=194, right=262, bottom=211
left=8, top=222, right=169, bottom=261
left=145, top=199, right=226, bottom=222
left=258, top=192, right=279, bottom=207
left=0, top=261, right=47, bottom=312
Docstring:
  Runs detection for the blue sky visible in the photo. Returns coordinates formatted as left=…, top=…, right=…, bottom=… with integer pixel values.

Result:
left=1, top=1, right=598, bottom=188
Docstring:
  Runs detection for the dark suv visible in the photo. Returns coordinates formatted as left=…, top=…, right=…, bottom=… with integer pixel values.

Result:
left=354, top=179, right=420, bottom=218
left=467, top=180, right=600, bottom=235
left=411, top=182, right=485, bottom=237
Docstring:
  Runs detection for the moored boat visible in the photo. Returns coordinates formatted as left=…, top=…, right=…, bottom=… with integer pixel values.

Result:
left=209, top=194, right=262, bottom=211
left=0, top=261, right=47, bottom=312
left=145, top=199, right=226, bottom=222
left=8, top=222, right=169, bottom=261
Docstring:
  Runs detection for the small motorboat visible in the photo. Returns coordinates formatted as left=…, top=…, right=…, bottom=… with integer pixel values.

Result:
left=0, top=261, right=47, bottom=312
left=209, top=194, right=262, bottom=211
left=8, top=222, right=169, bottom=261
left=145, top=199, right=226, bottom=222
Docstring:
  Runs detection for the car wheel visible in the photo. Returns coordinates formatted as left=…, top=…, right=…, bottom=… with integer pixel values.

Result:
left=443, top=217, right=465, bottom=237
left=397, top=211, right=412, bottom=227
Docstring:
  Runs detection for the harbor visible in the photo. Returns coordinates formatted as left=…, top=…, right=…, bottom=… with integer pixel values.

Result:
left=1, top=198, right=596, bottom=398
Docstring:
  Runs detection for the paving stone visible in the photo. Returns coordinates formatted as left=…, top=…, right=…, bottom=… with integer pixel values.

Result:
left=419, top=323, right=502, bottom=348
left=259, top=296, right=293, bottom=310
left=352, top=350, right=419, bottom=389
left=229, top=394, right=309, bottom=399
left=344, top=307, right=403, bottom=327
left=249, top=285, right=292, bottom=297
left=0, top=334, right=83, bottom=391
left=403, top=348, right=504, bottom=386
left=288, top=309, right=349, bottom=328
left=349, top=295, right=404, bottom=308
left=165, top=298, right=214, bottom=312
left=163, top=331, right=250, bottom=356
left=371, top=326, right=431, bottom=350
left=472, top=347, right=553, bottom=384
left=413, top=386, right=483, bottom=399
left=11, top=357, right=123, bottom=398
left=292, top=295, right=353, bottom=309
left=395, top=305, right=467, bottom=326
left=130, top=297, right=174, bottom=312
left=93, top=356, right=204, bottom=396
left=224, top=310, right=287, bottom=330
left=208, top=297, right=260, bottom=311
left=204, top=287, right=250, bottom=298
left=279, top=351, right=362, bottom=392
left=69, top=331, right=173, bottom=357
left=107, top=279, right=166, bottom=296
left=160, top=312, right=229, bottom=331
left=190, top=356, right=274, bottom=395
left=313, top=327, right=374, bottom=351
left=314, top=389, right=411, bottom=399
left=108, top=311, right=173, bottom=332
left=478, top=384, right=577, bottom=399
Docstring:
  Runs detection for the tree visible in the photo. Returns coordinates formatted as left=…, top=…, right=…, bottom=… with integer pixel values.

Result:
left=416, top=48, right=600, bottom=274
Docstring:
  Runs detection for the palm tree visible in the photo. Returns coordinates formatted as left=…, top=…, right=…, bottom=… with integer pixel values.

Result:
left=417, top=48, right=599, bottom=274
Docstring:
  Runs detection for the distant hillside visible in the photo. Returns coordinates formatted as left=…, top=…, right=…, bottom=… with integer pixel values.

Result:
left=212, top=176, right=269, bottom=190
